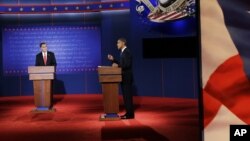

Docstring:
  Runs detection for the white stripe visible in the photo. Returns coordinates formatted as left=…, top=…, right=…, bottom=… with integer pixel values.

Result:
left=165, top=13, right=184, bottom=20
left=150, top=11, right=180, bottom=20
left=201, top=0, right=238, bottom=88
left=155, top=12, right=178, bottom=20
left=148, top=11, right=175, bottom=19
left=204, top=105, right=246, bottom=141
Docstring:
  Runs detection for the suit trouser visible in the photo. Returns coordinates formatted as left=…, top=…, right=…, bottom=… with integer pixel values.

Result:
left=121, top=82, right=134, bottom=116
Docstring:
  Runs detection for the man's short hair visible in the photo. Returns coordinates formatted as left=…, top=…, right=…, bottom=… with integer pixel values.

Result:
left=118, top=38, right=127, bottom=44
left=40, top=42, right=46, bottom=48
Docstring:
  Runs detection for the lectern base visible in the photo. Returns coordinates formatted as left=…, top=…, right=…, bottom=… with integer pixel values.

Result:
left=31, top=107, right=56, bottom=113
left=99, top=113, right=121, bottom=121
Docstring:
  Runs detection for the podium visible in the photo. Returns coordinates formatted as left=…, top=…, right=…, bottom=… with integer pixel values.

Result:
left=98, top=66, right=122, bottom=120
left=28, top=66, right=55, bottom=112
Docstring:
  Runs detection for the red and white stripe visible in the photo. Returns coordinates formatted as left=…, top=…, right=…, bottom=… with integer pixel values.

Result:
left=147, top=0, right=195, bottom=22
left=148, top=11, right=186, bottom=22
left=201, top=0, right=249, bottom=140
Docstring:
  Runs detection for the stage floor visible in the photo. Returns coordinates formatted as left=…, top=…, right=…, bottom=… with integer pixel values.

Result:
left=0, top=94, right=200, bottom=141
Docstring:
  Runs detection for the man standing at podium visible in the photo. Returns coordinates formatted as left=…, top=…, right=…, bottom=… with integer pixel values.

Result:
left=108, top=38, right=134, bottom=119
left=36, top=42, right=57, bottom=66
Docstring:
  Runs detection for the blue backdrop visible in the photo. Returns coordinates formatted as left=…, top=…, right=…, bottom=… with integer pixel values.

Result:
left=3, top=25, right=101, bottom=75
left=0, top=0, right=199, bottom=99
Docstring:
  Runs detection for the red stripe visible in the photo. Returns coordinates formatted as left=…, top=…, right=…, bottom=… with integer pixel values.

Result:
left=203, top=90, right=221, bottom=127
left=150, top=12, right=176, bottom=20
left=167, top=13, right=183, bottom=20
left=204, top=55, right=250, bottom=126
left=158, top=12, right=178, bottom=20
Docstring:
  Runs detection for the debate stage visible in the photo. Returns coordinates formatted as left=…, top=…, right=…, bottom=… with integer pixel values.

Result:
left=0, top=94, right=199, bottom=141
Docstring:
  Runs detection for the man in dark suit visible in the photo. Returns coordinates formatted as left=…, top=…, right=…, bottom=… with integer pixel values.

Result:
left=35, top=42, right=57, bottom=107
left=108, top=38, right=134, bottom=119
left=36, top=42, right=57, bottom=66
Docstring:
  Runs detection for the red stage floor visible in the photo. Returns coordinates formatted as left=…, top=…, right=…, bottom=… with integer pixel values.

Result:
left=0, top=94, right=200, bottom=141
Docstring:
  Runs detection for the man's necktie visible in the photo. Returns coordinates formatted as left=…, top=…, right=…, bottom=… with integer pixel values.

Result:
left=43, top=53, right=47, bottom=65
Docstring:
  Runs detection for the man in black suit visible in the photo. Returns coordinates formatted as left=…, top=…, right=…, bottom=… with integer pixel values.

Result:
left=35, top=42, right=57, bottom=107
left=36, top=42, right=57, bottom=66
left=108, top=38, right=134, bottom=119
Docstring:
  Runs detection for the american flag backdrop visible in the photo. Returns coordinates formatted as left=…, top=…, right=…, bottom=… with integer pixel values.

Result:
left=201, top=0, right=250, bottom=140
left=136, top=0, right=195, bottom=22
left=147, top=0, right=195, bottom=22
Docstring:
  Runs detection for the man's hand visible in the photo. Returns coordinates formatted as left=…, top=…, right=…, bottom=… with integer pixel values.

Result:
left=107, top=54, right=114, bottom=61
left=112, top=63, right=118, bottom=67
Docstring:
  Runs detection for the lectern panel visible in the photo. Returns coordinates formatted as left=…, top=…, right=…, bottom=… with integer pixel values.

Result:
left=98, top=66, right=121, bottom=75
left=102, top=83, right=119, bottom=113
left=33, top=80, right=52, bottom=107
left=29, top=74, right=54, bottom=80
left=28, top=66, right=55, bottom=73
left=99, top=75, right=122, bottom=83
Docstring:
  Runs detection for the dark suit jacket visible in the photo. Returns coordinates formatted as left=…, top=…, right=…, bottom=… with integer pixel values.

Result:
left=35, top=51, right=57, bottom=66
left=113, top=48, right=133, bottom=84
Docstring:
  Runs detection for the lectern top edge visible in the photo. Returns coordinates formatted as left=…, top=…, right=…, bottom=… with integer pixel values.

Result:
left=98, top=66, right=121, bottom=75
left=28, top=66, right=55, bottom=74
left=98, top=66, right=118, bottom=68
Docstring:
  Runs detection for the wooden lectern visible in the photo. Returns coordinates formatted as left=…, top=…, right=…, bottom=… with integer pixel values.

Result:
left=28, top=66, right=55, bottom=112
left=98, top=66, right=122, bottom=120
